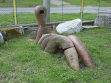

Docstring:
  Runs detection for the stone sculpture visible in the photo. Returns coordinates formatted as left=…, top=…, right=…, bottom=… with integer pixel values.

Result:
left=30, top=5, right=95, bottom=70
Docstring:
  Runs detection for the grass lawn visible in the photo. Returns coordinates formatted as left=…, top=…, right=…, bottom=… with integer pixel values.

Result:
left=0, top=0, right=111, bottom=7
left=0, top=27, right=111, bottom=83
left=0, top=0, right=41, bottom=7
left=61, top=0, right=111, bottom=7
left=0, top=13, right=97, bottom=25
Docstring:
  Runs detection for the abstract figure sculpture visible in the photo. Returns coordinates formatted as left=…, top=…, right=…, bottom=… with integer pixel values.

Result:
left=35, top=5, right=47, bottom=42
left=32, top=5, right=95, bottom=70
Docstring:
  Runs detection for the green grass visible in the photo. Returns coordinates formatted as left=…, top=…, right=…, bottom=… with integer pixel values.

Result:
left=0, top=0, right=42, bottom=7
left=0, top=14, right=14, bottom=25
left=0, top=13, right=97, bottom=25
left=62, top=0, right=111, bottom=7
left=0, top=0, right=111, bottom=7
left=0, top=27, right=111, bottom=83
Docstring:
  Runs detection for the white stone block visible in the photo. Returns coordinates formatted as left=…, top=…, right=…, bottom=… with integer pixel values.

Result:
left=0, top=32, right=4, bottom=46
left=56, top=19, right=82, bottom=34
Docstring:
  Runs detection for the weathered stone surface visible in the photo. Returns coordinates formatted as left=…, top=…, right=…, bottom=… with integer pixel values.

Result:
left=44, top=35, right=74, bottom=53
left=68, top=35, right=95, bottom=68
left=38, top=33, right=57, bottom=44
left=36, top=27, right=43, bottom=42
left=64, top=47, right=80, bottom=70
left=0, top=30, right=7, bottom=41
left=51, top=25, right=58, bottom=33
left=94, top=14, right=111, bottom=28
left=56, top=19, right=82, bottom=34
left=0, top=32, right=4, bottom=46
left=29, top=31, right=37, bottom=39
left=82, top=26, right=100, bottom=29
left=15, top=26, right=24, bottom=35
left=41, top=36, right=54, bottom=50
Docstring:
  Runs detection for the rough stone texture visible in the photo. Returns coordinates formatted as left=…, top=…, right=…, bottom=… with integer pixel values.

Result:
left=82, top=26, right=100, bottom=30
left=44, top=35, right=74, bottom=53
left=36, top=27, right=43, bottom=42
left=41, top=36, right=54, bottom=50
left=56, top=19, right=82, bottom=34
left=68, top=35, right=95, bottom=68
left=35, top=6, right=47, bottom=34
left=64, top=47, right=80, bottom=70
left=15, top=26, right=24, bottom=35
left=38, top=34, right=52, bottom=44
left=0, top=30, right=7, bottom=41
left=0, top=32, right=4, bottom=46
left=29, top=31, right=37, bottom=39
left=94, top=14, right=111, bottom=28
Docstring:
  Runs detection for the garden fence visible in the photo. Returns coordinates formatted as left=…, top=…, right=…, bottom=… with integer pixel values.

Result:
left=0, top=0, right=111, bottom=25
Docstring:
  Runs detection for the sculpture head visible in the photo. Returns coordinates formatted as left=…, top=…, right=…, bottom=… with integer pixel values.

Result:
left=35, top=5, right=47, bottom=33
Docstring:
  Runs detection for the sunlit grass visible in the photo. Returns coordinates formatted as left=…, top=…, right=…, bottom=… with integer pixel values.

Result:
left=0, top=0, right=111, bottom=7
left=62, top=0, right=111, bottom=7
left=0, top=27, right=111, bottom=83
left=0, top=13, right=97, bottom=25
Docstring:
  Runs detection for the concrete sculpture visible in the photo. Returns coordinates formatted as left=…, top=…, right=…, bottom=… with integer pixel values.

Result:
left=30, top=5, right=95, bottom=70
